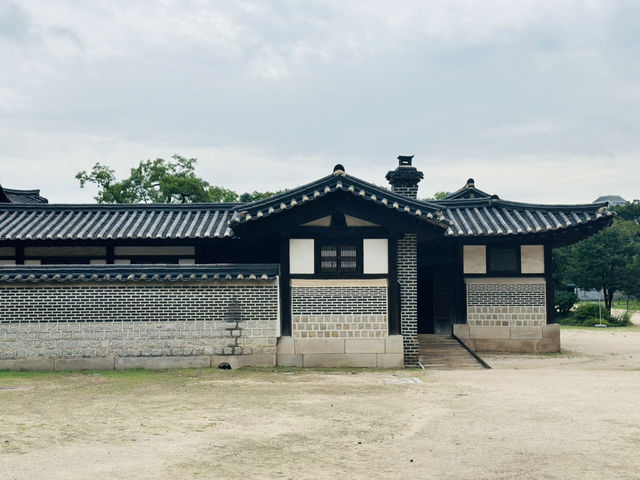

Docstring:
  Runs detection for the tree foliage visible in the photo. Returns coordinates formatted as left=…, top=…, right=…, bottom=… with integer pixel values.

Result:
left=554, top=219, right=640, bottom=311
left=424, top=191, right=448, bottom=201
left=613, top=200, right=640, bottom=222
left=76, top=156, right=280, bottom=204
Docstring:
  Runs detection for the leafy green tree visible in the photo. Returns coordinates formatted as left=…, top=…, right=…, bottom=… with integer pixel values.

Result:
left=424, top=191, right=448, bottom=201
left=622, top=256, right=640, bottom=300
left=555, top=220, right=640, bottom=311
left=77, top=156, right=278, bottom=204
left=614, top=200, right=640, bottom=222
left=239, top=191, right=284, bottom=202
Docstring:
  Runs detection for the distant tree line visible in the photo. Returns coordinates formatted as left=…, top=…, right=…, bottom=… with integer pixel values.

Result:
left=553, top=201, right=640, bottom=312
left=76, top=155, right=282, bottom=204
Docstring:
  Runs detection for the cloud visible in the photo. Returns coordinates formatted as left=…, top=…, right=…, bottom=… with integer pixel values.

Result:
left=0, top=1, right=638, bottom=205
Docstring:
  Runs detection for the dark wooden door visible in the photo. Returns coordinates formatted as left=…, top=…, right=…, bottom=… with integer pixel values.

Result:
left=433, top=269, right=451, bottom=335
left=417, top=268, right=434, bottom=334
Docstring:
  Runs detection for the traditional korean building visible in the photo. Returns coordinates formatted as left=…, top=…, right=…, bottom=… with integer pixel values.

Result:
left=0, top=158, right=614, bottom=370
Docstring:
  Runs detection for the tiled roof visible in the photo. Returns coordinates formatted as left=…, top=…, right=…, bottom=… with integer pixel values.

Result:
left=436, top=182, right=614, bottom=237
left=0, top=185, right=48, bottom=204
left=0, top=204, right=238, bottom=240
left=593, top=195, right=627, bottom=206
left=0, top=264, right=279, bottom=283
left=230, top=168, right=452, bottom=228
left=0, top=171, right=615, bottom=241
left=441, top=178, right=491, bottom=200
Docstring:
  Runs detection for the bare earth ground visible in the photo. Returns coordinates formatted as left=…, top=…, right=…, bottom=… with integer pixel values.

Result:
left=1, top=328, right=639, bottom=480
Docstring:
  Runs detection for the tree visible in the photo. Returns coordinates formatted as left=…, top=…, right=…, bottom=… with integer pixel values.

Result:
left=424, top=191, right=448, bottom=201
left=614, top=200, right=640, bottom=223
left=555, top=220, right=640, bottom=311
left=622, top=256, right=640, bottom=300
left=76, top=156, right=278, bottom=204
left=239, top=190, right=284, bottom=202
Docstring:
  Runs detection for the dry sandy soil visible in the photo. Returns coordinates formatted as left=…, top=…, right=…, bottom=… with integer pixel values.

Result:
left=1, top=327, right=639, bottom=480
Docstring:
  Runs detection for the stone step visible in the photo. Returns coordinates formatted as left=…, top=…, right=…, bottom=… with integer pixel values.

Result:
left=418, top=334, right=486, bottom=370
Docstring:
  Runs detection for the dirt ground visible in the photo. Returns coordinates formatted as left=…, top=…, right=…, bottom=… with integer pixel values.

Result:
left=1, top=328, right=639, bottom=480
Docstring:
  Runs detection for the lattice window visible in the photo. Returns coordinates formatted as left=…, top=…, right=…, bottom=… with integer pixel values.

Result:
left=320, top=244, right=359, bottom=274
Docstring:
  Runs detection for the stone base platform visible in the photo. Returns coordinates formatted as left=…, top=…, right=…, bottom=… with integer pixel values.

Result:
left=453, top=324, right=560, bottom=353
left=276, top=335, right=404, bottom=368
left=0, top=354, right=277, bottom=371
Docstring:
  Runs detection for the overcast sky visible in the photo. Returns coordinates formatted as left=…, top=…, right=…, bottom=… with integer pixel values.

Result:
left=1, top=0, right=638, bottom=204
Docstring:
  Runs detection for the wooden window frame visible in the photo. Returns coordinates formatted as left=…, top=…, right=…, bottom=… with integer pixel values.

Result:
left=314, top=239, right=363, bottom=278
left=486, top=245, right=521, bottom=275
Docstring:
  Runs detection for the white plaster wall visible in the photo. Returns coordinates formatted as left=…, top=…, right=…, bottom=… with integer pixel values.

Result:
left=363, top=239, right=388, bottom=274
left=301, top=216, right=332, bottom=227
left=463, top=245, right=486, bottom=274
left=521, top=245, right=545, bottom=274
left=289, top=239, right=315, bottom=274
left=345, top=215, right=380, bottom=227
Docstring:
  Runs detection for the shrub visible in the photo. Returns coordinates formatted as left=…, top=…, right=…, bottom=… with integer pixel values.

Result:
left=610, top=311, right=632, bottom=327
left=582, top=318, right=611, bottom=327
left=555, top=315, right=576, bottom=326
left=555, top=291, right=578, bottom=315
left=573, top=303, right=612, bottom=324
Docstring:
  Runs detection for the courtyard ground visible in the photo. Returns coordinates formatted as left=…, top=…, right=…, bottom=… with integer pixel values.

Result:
left=1, top=327, right=639, bottom=480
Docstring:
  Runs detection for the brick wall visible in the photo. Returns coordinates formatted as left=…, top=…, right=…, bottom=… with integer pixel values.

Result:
left=466, top=279, right=547, bottom=327
left=0, top=282, right=279, bottom=360
left=391, top=185, right=419, bottom=198
left=397, top=234, right=418, bottom=366
left=291, top=283, right=387, bottom=339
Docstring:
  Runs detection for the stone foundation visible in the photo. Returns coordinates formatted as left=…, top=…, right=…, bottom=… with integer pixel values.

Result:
left=453, top=324, right=560, bottom=353
left=276, top=335, right=404, bottom=368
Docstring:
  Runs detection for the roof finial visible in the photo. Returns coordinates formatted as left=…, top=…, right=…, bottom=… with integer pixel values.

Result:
left=333, top=164, right=345, bottom=176
left=466, top=178, right=475, bottom=188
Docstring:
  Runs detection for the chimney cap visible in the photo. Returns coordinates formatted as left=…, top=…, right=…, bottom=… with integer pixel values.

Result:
left=397, top=155, right=414, bottom=166
left=386, top=155, right=423, bottom=190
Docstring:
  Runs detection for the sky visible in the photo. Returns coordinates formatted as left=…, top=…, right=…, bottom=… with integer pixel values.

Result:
left=1, top=0, right=639, bottom=204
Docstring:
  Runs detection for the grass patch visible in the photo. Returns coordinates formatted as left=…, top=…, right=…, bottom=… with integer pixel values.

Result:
left=612, top=298, right=640, bottom=311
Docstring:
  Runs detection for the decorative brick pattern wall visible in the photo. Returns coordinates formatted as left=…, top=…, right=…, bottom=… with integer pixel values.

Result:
left=291, top=284, right=387, bottom=339
left=398, top=233, right=418, bottom=366
left=292, top=315, right=387, bottom=338
left=466, top=281, right=546, bottom=327
left=0, top=282, right=279, bottom=359
left=291, top=286, right=387, bottom=315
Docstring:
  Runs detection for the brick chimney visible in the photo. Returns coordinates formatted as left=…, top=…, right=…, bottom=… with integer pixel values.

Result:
left=385, top=155, right=424, bottom=198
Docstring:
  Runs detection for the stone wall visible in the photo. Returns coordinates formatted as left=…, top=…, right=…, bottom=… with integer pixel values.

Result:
left=282, top=279, right=402, bottom=368
left=459, top=277, right=558, bottom=353
left=0, top=281, right=279, bottom=370
left=290, top=279, right=388, bottom=338
left=466, top=278, right=546, bottom=327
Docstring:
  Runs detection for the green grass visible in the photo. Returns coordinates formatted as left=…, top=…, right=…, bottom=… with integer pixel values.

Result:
left=612, top=298, right=640, bottom=311
left=0, top=366, right=409, bottom=383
